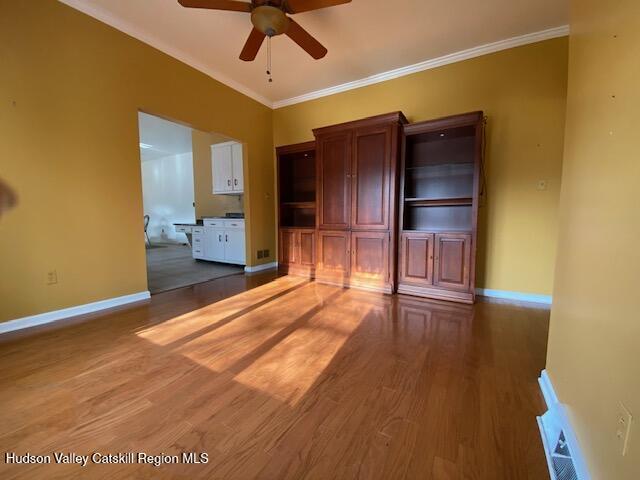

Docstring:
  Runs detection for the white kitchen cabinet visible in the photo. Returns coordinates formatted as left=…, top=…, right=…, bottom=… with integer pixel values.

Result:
left=231, top=143, right=244, bottom=192
left=212, top=141, right=244, bottom=194
left=191, top=227, right=206, bottom=260
left=212, top=144, right=233, bottom=193
left=196, top=218, right=246, bottom=265
left=223, top=229, right=245, bottom=264
left=205, top=227, right=226, bottom=262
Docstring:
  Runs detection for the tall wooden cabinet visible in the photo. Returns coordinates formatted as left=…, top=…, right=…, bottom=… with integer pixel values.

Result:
left=276, top=110, right=483, bottom=304
left=397, top=111, right=484, bottom=304
left=314, top=112, right=407, bottom=293
left=277, top=141, right=317, bottom=277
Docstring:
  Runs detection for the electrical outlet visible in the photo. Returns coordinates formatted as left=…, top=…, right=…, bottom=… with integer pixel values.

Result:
left=617, top=403, right=633, bottom=456
left=537, top=180, right=548, bottom=191
left=47, top=270, right=58, bottom=285
left=257, top=250, right=264, bottom=259
left=263, top=249, right=269, bottom=258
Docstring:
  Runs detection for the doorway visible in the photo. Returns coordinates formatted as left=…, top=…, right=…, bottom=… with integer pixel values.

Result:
left=138, top=112, right=246, bottom=293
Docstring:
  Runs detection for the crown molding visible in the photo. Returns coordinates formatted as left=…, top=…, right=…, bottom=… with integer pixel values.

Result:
left=58, top=0, right=273, bottom=108
left=273, top=25, right=570, bottom=109
left=57, top=1, right=568, bottom=111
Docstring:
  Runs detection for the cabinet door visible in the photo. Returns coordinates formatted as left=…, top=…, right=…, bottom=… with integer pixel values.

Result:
left=279, top=229, right=298, bottom=266
left=350, top=231, right=389, bottom=286
left=317, top=132, right=352, bottom=229
left=298, top=230, right=316, bottom=267
left=212, top=144, right=233, bottom=193
left=434, top=233, right=471, bottom=291
left=231, top=142, right=244, bottom=192
left=317, top=230, right=350, bottom=277
left=352, top=126, right=392, bottom=230
left=206, top=228, right=225, bottom=262
left=224, top=229, right=246, bottom=264
left=399, top=232, right=434, bottom=287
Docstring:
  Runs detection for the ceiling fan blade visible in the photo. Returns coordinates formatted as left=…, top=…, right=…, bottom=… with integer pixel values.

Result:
left=286, top=18, right=327, bottom=59
left=283, top=0, right=351, bottom=14
left=239, top=28, right=267, bottom=61
left=177, top=0, right=252, bottom=12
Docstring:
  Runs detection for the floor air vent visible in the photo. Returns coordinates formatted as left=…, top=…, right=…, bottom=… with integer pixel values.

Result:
left=537, top=406, right=586, bottom=480
left=551, top=431, right=578, bottom=480
left=537, top=371, right=589, bottom=480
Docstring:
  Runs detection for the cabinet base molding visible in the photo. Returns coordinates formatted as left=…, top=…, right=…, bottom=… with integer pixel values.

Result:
left=244, top=262, right=278, bottom=273
left=397, top=284, right=474, bottom=304
left=278, top=264, right=316, bottom=278
left=315, top=277, right=393, bottom=295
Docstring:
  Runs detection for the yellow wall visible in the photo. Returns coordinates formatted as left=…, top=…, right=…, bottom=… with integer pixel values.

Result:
left=274, top=38, right=569, bottom=296
left=0, top=0, right=274, bottom=322
left=546, top=1, right=640, bottom=478
left=191, top=130, right=245, bottom=219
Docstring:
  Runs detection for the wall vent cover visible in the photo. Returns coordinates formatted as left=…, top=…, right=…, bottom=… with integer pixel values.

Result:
left=551, top=431, right=578, bottom=480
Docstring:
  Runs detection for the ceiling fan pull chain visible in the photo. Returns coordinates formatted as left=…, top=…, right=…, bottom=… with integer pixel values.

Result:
left=266, top=36, right=273, bottom=83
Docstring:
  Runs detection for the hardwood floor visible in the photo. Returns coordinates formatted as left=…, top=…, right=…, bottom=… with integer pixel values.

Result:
left=0, top=273, right=550, bottom=479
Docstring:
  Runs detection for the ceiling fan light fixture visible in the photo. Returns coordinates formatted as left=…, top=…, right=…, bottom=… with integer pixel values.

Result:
left=251, top=5, right=289, bottom=37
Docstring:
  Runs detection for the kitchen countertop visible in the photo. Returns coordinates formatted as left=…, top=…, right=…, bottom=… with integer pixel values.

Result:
left=174, top=216, right=245, bottom=226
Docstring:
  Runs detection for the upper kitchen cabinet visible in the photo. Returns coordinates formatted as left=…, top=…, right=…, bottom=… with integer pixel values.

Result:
left=212, top=141, right=244, bottom=194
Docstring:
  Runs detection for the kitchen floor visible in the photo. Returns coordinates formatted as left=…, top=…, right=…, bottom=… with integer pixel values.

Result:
left=145, top=243, right=244, bottom=293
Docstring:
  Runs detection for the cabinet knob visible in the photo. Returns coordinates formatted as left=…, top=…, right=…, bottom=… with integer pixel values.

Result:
left=218, top=235, right=222, bottom=242
left=234, top=179, right=238, bottom=186
left=227, top=180, right=231, bottom=186
left=225, top=234, right=228, bottom=242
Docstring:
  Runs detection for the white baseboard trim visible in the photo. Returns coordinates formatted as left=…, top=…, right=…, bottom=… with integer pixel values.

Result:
left=476, top=288, right=552, bottom=305
left=537, top=369, right=590, bottom=480
left=244, top=262, right=278, bottom=273
left=0, top=291, right=151, bottom=335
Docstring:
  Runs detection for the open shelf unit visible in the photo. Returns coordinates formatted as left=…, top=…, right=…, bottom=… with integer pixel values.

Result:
left=398, top=111, right=484, bottom=304
left=277, top=142, right=316, bottom=229
left=402, top=123, right=478, bottom=232
left=276, top=141, right=318, bottom=277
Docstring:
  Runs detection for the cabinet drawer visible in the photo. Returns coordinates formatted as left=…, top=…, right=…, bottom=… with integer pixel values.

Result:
left=203, top=219, right=223, bottom=227
left=192, top=227, right=205, bottom=234
left=223, top=220, right=244, bottom=229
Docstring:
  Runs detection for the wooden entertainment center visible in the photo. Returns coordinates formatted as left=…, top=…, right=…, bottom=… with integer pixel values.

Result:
left=277, top=110, right=485, bottom=304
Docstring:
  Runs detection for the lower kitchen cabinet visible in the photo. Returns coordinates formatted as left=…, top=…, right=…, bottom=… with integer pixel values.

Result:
left=192, top=219, right=246, bottom=265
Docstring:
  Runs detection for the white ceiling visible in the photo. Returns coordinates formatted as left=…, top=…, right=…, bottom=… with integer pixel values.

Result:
left=138, top=112, right=193, bottom=161
left=62, top=0, right=568, bottom=107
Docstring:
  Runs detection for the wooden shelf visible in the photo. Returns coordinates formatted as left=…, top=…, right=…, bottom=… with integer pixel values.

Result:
left=404, top=197, right=472, bottom=207
left=281, top=202, right=316, bottom=208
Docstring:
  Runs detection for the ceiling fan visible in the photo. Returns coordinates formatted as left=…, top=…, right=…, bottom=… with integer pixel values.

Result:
left=177, top=0, right=351, bottom=61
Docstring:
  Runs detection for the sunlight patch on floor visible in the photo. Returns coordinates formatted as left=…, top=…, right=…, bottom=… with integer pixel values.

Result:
left=135, top=275, right=308, bottom=346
